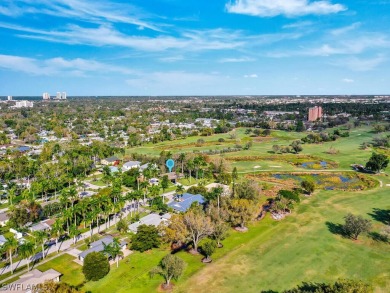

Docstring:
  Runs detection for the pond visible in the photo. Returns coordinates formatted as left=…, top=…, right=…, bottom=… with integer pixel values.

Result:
left=269, top=173, right=371, bottom=191
left=301, top=161, right=328, bottom=169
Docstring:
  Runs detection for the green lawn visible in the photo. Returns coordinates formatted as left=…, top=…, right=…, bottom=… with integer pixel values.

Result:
left=179, top=186, right=390, bottom=293
left=37, top=126, right=390, bottom=293
left=36, top=254, right=84, bottom=287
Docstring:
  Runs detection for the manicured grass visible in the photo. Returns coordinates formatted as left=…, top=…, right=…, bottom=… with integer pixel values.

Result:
left=179, top=186, right=390, bottom=293
left=36, top=254, right=84, bottom=287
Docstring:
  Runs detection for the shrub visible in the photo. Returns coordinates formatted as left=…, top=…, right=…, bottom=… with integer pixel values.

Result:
left=82, top=252, right=110, bottom=281
left=131, top=224, right=160, bottom=252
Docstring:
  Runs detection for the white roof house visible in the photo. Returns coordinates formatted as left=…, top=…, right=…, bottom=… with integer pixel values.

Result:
left=7, top=269, right=61, bottom=293
left=123, top=161, right=141, bottom=171
left=128, top=213, right=171, bottom=233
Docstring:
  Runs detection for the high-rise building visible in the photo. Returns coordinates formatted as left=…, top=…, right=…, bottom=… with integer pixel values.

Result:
left=7, top=96, right=12, bottom=101
left=14, top=101, right=34, bottom=108
left=42, top=92, right=50, bottom=100
left=308, top=106, right=323, bottom=122
left=61, top=92, right=67, bottom=100
left=56, top=92, right=61, bottom=100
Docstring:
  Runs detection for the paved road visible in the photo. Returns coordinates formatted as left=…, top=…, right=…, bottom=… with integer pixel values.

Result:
left=0, top=200, right=140, bottom=276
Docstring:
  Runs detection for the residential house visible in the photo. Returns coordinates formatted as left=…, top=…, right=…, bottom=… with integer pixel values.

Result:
left=122, top=161, right=141, bottom=171
left=101, top=156, right=120, bottom=166
left=0, top=212, right=9, bottom=227
left=6, top=269, right=61, bottom=293
left=128, top=213, right=171, bottom=233
left=168, top=193, right=205, bottom=213
left=78, top=235, right=126, bottom=262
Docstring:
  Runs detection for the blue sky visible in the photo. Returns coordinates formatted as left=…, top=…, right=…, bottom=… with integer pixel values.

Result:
left=0, top=0, right=390, bottom=96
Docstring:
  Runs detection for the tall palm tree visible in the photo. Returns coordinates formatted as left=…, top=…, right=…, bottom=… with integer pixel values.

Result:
left=69, top=224, right=80, bottom=245
left=178, top=153, right=186, bottom=175
left=18, top=241, right=34, bottom=271
left=85, top=209, right=96, bottom=239
left=103, top=238, right=124, bottom=268
left=148, top=185, right=161, bottom=206
left=187, top=159, right=194, bottom=183
left=33, top=230, right=48, bottom=259
left=51, top=219, right=64, bottom=252
left=4, top=236, right=18, bottom=274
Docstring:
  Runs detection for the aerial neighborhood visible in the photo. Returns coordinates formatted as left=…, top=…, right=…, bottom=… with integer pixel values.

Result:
left=0, top=95, right=388, bottom=293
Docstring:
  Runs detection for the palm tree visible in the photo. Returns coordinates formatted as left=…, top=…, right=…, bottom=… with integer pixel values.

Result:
left=51, top=219, right=64, bottom=252
left=148, top=185, right=161, bottom=206
left=69, top=224, right=80, bottom=245
left=187, top=159, right=194, bottom=183
left=176, top=185, right=185, bottom=198
left=4, top=236, right=18, bottom=274
left=178, top=153, right=186, bottom=175
left=18, top=241, right=34, bottom=271
left=103, top=238, right=124, bottom=268
left=85, top=209, right=96, bottom=239
left=33, top=231, right=48, bottom=260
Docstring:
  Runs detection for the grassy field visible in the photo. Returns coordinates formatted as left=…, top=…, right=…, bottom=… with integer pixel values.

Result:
left=44, top=126, right=390, bottom=292
left=179, top=184, right=390, bottom=293
left=36, top=254, right=84, bottom=287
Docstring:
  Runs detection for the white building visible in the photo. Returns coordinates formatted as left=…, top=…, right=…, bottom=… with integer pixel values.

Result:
left=14, top=101, right=33, bottom=108
left=42, top=92, right=50, bottom=100
left=56, top=92, right=61, bottom=100
left=61, top=92, right=67, bottom=99
left=7, top=96, right=12, bottom=101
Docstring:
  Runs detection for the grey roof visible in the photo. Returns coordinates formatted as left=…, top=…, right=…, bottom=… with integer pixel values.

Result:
left=104, top=156, right=120, bottom=162
left=0, top=212, right=9, bottom=222
left=123, top=161, right=141, bottom=168
left=0, top=234, right=6, bottom=245
left=29, top=222, right=51, bottom=232
left=128, top=213, right=171, bottom=233
left=79, top=236, right=126, bottom=259
left=8, top=269, right=61, bottom=292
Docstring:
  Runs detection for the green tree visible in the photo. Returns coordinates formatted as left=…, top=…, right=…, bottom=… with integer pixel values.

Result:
left=301, top=180, right=315, bottom=195
left=150, top=254, right=186, bottom=288
left=343, top=213, right=372, bottom=240
left=116, top=218, right=128, bottom=234
left=103, top=237, right=124, bottom=268
left=365, top=153, right=389, bottom=173
left=3, top=236, right=18, bottom=274
left=290, top=140, right=303, bottom=154
left=283, top=278, right=372, bottom=293
left=18, top=241, right=35, bottom=271
left=160, top=175, right=169, bottom=193
left=212, top=220, right=230, bottom=247
left=33, top=230, right=48, bottom=260
left=201, top=239, right=217, bottom=262
left=233, top=179, right=260, bottom=201
left=228, top=199, right=257, bottom=230
left=82, top=252, right=110, bottom=281
left=131, top=224, right=161, bottom=252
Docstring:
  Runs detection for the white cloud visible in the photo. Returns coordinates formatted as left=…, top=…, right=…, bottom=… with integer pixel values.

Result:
left=282, top=21, right=314, bottom=29
left=244, top=74, right=258, bottom=78
left=159, top=56, right=185, bottom=62
left=339, top=56, right=387, bottom=71
left=0, top=54, right=132, bottom=76
left=219, top=57, right=255, bottom=63
left=342, top=78, right=354, bottom=83
left=0, top=0, right=161, bottom=31
left=126, top=71, right=229, bottom=94
left=330, top=22, right=361, bottom=36
left=226, top=0, right=347, bottom=17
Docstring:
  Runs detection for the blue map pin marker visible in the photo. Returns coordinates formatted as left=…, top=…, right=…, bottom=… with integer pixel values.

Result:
left=166, top=159, right=175, bottom=172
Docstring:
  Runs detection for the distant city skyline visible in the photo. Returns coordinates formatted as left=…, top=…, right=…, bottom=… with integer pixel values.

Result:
left=0, top=0, right=390, bottom=96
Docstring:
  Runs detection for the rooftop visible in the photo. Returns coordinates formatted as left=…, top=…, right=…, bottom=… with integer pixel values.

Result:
left=168, top=193, right=205, bottom=212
